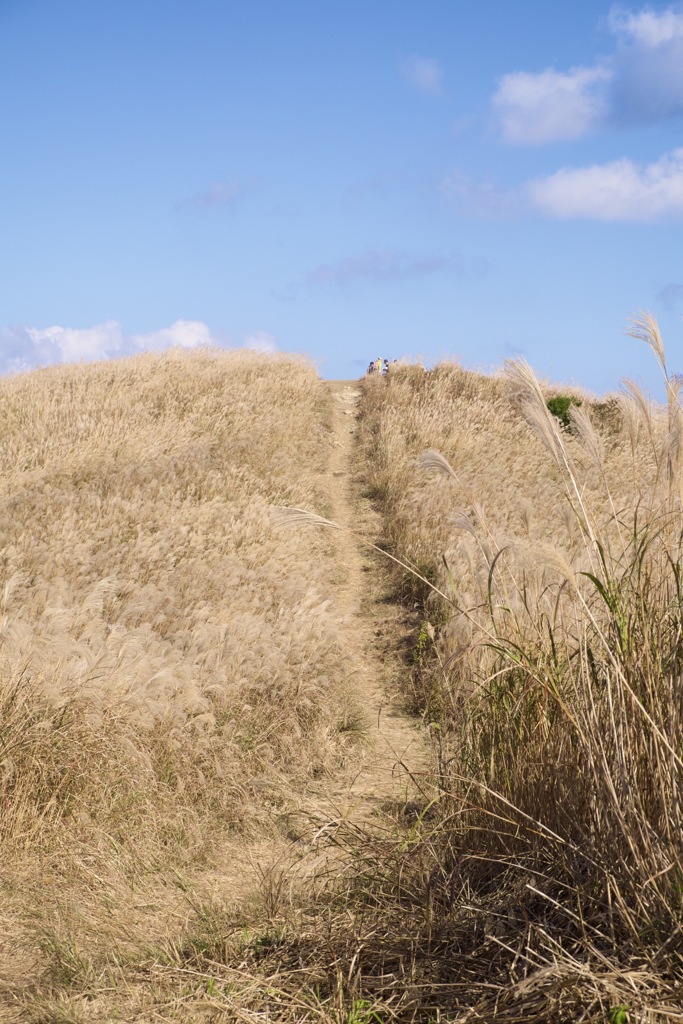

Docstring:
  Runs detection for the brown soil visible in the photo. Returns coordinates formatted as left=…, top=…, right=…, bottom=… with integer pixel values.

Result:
left=310, top=381, right=429, bottom=814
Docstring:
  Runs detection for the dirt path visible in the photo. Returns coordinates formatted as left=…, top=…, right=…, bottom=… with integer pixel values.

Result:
left=303, top=380, right=430, bottom=818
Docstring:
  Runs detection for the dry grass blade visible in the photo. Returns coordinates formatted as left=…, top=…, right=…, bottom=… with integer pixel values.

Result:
left=417, top=448, right=459, bottom=482
left=0, top=349, right=369, bottom=1022
left=627, top=309, right=665, bottom=371
left=448, top=509, right=477, bottom=536
left=272, top=506, right=341, bottom=530
left=5, top=327, right=683, bottom=1023
left=568, top=403, right=603, bottom=468
left=274, top=502, right=454, bottom=605
left=347, top=341, right=683, bottom=1020
left=504, top=358, right=570, bottom=472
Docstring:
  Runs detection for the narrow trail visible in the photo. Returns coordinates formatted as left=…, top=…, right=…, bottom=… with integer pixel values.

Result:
left=303, top=380, right=430, bottom=819
left=170, top=380, right=430, bottom=914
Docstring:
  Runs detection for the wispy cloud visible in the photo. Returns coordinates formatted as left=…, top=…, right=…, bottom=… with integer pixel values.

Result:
left=401, top=55, right=444, bottom=95
left=243, top=330, right=278, bottom=354
left=440, top=147, right=683, bottom=222
left=178, top=178, right=255, bottom=210
left=0, top=320, right=279, bottom=375
left=656, top=281, right=683, bottom=309
left=493, top=3, right=683, bottom=143
left=526, top=147, right=683, bottom=221
left=307, top=248, right=481, bottom=286
left=608, top=4, right=683, bottom=122
left=439, top=169, right=519, bottom=218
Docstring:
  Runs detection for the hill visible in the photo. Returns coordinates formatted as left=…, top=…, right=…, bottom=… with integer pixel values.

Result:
left=0, top=351, right=383, bottom=1018
left=2, top=326, right=683, bottom=1022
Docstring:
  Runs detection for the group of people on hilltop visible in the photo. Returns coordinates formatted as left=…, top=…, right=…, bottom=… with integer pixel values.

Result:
left=367, top=357, right=393, bottom=376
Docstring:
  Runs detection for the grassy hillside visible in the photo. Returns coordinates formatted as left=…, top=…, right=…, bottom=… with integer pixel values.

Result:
left=3, top=328, right=683, bottom=1023
left=336, top=322, right=683, bottom=1020
left=0, top=349, right=363, bottom=1019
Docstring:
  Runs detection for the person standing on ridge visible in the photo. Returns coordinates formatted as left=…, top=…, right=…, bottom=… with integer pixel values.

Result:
left=375, top=356, right=382, bottom=373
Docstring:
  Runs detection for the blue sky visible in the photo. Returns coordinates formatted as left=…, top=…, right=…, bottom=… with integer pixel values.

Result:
left=1, top=0, right=682, bottom=394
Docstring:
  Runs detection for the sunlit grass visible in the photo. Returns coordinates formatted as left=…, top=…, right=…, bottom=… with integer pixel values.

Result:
left=0, top=348, right=364, bottom=1018
left=5, top=330, right=683, bottom=1021
left=333, top=322, right=683, bottom=1020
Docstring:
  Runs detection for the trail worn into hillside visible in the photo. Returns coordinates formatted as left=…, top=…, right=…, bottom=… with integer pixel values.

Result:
left=304, top=381, right=430, bottom=820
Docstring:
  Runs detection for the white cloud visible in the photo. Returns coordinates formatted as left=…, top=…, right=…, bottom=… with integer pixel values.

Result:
left=493, top=65, right=611, bottom=143
left=26, top=320, right=124, bottom=362
left=243, top=330, right=278, bottom=354
left=608, top=5, right=683, bottom=45
left=527, top=147, right=683, bottom=220
left=493, top=4, right=683, bottom=143
left=130, top=319, right=213, bottom=351
left=440, top=145, right=683, bottom=222
left=0, top=319, right=280, bottom=375
left=401, top=55, right=443, bottom=95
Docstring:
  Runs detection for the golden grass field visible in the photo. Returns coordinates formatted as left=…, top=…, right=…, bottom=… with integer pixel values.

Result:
left=348, top=317, right=683, bottom=1021
left=2, top=321, right=683, bottom=1022
left=0, top=349, right=367, bottom=1021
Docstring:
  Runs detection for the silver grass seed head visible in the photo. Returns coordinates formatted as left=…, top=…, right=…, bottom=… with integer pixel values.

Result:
left=568, top=403, right=604, bottom=469
left=271, top=506, right=341, bottom=530
left=448, top=510, right=477, bottom=536
left=504, top=359, right=566, bottom=465
left=417, top=448, right=459, bottom=482
left=616, top=390, right=642, bottom=449
left=627, top=310, right=665, bottom=370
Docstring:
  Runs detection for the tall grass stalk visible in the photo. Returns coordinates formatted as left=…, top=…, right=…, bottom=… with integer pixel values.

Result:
left=343, top=331, right=683, bottom=1018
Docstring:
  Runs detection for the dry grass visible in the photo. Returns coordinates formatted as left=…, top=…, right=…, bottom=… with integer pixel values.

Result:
left=0, top=348, right=364, bottom=1019
left=314, top=328, right=683, bottom=1021
left=138, top=342, right=680, bottom=1024
left=6, top=331, right=683, bottom=1022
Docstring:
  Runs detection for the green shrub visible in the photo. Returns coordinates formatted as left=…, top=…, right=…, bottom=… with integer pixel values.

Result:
left=546, top=393, right=581, bottom=427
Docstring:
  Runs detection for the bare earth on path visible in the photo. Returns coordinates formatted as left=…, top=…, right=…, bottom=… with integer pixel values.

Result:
left=194, top=379, right=431, bottom=881
left=305, top=380, right=431, bottom=819
left=186, top=380, right=432, bottom=912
